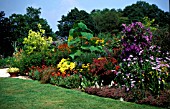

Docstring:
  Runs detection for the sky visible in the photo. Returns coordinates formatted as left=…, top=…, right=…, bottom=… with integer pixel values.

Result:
left=0, top=0, right=169, bottom=32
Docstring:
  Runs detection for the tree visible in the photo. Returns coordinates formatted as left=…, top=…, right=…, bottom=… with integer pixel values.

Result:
left=123, top=1, right=169, bottom=27
left=91, top=8, right=120, bottom=34
left=56, top=8, right=94, bottom=37
left=0, top=11, right=14, bottom=57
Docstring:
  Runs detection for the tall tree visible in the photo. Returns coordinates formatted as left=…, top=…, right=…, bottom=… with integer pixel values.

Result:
left=0, top=11, right=14, bottom=57
left=91, top=8, right=120, bottom=34
left=56, top=8, right=94, bottom=37
left=123, top=1, right=169, bottom=27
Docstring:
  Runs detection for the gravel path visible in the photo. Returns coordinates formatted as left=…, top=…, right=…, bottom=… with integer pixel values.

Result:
left=0, top=68, right=31, bottom=80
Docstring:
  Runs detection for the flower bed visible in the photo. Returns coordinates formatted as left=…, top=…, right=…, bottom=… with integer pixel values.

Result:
left=7, top=22, right=170, bottom=108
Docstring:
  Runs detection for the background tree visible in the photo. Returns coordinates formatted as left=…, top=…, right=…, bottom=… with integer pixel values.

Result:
left=90, top=8, right=120, bottom=34
left=0, top=11, right=14, bottom=57
left=56, top=7, right=94, bottom=37
left=123, top=1, right=169, bottom=27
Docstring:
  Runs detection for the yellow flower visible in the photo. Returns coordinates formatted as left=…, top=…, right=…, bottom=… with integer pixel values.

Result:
left=162, top=79, right=165, bottom=83
left=79, top=69, right=83, bottom=72
left=95, top=40, right=99, bottom=44
left=98, top=57, right=104, bottom=60
left=101, top=39, right=104, bottom=43
left=70, top=62, right=76, bottom=70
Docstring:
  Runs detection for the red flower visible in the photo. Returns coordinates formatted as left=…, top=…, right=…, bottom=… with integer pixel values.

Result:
left=51, top=72, right=55, bottom=76
left=115, top=65, right=120, bottom=71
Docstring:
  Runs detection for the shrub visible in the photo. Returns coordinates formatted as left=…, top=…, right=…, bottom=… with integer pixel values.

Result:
left=84, top=86, right=170, bottom=108
left=50, top=73, right=81, bottom=89
left=0, top=57, right=10, bottom=68
left=23, top=24, right=53, bottom=55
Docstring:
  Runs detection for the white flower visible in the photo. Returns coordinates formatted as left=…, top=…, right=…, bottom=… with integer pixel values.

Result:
left=127, top=58, right=131, bottom=61
left=120, top=97, right=124, bottom=102
left=139, top=50, right=143, bottom=55
left=133, top=58, right=137, bottom=60
left=129, top=55, right=133, bottom=58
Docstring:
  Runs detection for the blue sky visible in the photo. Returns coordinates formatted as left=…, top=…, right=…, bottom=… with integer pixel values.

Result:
left=0, top=0, right=169, bottom=32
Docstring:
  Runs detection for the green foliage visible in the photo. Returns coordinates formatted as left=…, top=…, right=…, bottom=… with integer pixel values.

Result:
left=152, top=27, right=170, bottom=52
left=123, top=1, right=169, bottom=27
left=11, top=52, right=44, bottom=75
left=50, top=74, right=81, bottom=89
left=74, top=52, right=99, bottom=64
left=91, top=8, right=120, bottom=34
left=23, top=24, right=53, bottom=55
left=68, top=22, right=105, bottom=60
left=142, top=17, right=157, bottom=32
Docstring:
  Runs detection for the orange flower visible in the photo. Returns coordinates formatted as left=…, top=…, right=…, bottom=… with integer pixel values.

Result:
left=67, top=74, right=70, bottom=77
left=56, top=72, right=61, bottom=76
left=62, top=72, right=66, bottom=77
left=57, top=43, right=71, bottom=52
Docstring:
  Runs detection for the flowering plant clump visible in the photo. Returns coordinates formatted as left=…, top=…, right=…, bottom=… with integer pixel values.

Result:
left=121, top=22, right=152, bottom=59
left=28, top=65, right=47, bottom=80
left=116, top=22, right=170, bottom=95
left=57, top=43, right=71, bottom=53
left=57, top=58, right=76, bottom=77
left=7, top=67, right=19, bottom=73
left=90, top=57, right=120, bottom=85
left=23, top=24, right=53, bottom=54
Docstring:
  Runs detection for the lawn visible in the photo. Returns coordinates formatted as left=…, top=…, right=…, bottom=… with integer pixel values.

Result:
left=0, top=78, right=163, bottom=109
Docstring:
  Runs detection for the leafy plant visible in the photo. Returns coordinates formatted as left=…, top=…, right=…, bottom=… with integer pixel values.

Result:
left=50, top=73, right=81, bottom=89
left=68, top=22, right=105, bottom=60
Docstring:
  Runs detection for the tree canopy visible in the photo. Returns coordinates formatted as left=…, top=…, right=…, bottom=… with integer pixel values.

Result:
left=56, top=8, right=94, bottom=37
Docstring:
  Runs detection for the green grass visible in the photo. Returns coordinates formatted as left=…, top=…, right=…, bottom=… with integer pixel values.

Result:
left=0, top=78, right=163, bottom=109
